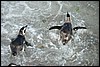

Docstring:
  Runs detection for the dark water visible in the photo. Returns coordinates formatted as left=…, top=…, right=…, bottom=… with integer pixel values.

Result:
left=1, top=1, right=99, bottom=66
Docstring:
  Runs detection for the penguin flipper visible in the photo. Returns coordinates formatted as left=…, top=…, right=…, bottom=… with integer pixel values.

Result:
left=49, top=26, right=62, bottom=30
left=73, top=26, right=87, bottom=31
left=25, top=41, right=32, bottom=46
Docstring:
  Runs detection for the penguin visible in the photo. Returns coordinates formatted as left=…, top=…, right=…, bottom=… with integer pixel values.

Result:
left=49, top=12, right=87, bottom=45
left=8, top=63, right=20, bottom=66
left=10, top=25, right=32, bottom=56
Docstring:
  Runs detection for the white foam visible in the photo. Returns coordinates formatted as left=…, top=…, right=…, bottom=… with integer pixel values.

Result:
left=1, top=27, right=8, bottom=34
left=49, top=32, right=59, bottom=40
left=28, top=26, right=37, bottom=35
left=37, top=33, right=43, bottom=40
left=1, top=1, right=98, bottom=66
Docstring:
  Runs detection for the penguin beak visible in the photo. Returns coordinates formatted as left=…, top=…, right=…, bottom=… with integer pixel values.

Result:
left=67, top=12, right=70, bottom=17
left=67, top=12, right=71, bottom=22
left=64, top=12, right=71, bottom=22
left=24, top=25, right=28, bottom=28
left=23, top=25, right=28, bottom=30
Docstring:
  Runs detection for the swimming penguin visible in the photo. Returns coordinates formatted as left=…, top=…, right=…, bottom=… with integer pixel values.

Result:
left=8, top=63, right=20, bottom=66
left=49, top=12, right=87, bottom=45
left=10, top=25, right=32, bottom=56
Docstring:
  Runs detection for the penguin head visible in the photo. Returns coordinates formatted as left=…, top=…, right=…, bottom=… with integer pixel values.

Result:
left=8, top=63, right=20, bottom=66
left=19, top=25, right=27, bottom=36
left=67, top=12, right=70, bottom=17
left=65, top=12, right=71, bottom=22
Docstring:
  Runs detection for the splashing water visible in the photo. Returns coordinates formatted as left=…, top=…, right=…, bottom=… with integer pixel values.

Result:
left=1, top=1, right=99, bottom=66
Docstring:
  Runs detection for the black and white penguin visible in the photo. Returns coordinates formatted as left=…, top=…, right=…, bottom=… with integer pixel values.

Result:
left=49, top=12, right=87, bottom=45
left=10, top=25, right=31, bottom=56
left=8, top=63, right=20, bottom=66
